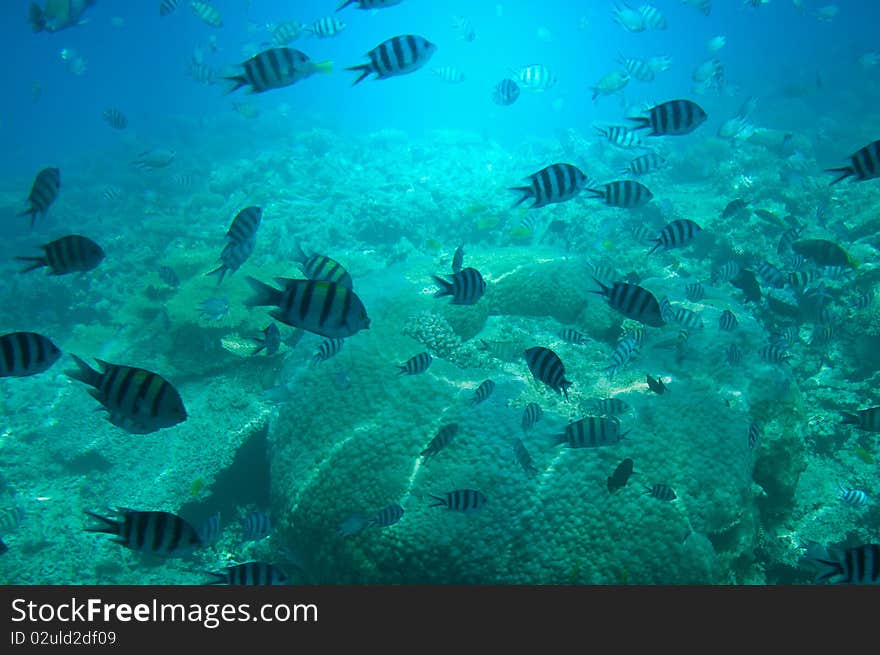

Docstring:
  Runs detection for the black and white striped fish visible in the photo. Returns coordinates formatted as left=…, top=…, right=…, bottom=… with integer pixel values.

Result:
left=671, top=306, right=703, bottom=329
left=312, top=337, right=344, bottom=366
left=645, top=483, right=676, bottom=500
left=639, top=4, right=667, bottom=29
left=605, top=335, right=639, bottom=375
left=778, top=226, right=804, bottom=254
left=85, top=508, right=202, bottom=557
left=509, top=163, right=588, bottom=209
left=521, top=402, right=542, bottom=431
left=191, top=0, right=222, bottom=27
left=757, top=261, right=785, bottom=288
left=227, top=48, right=332, bottom=94
left=208, top=236, right=255, bottom=284
left=252, top=323, right=281, bottom=356
left=648, top=219, right=702, bottom=254
left=17, top=235, right=104, bottom=275
left=558, top=327, right=587, bottom=345
left=293, top=247, right=353, bottom=289
left=592, top=397, right=630, bottom=416
left=472, top=379, right=495, bottom=405
left=159, top=0, right=179, bottom=16
left=556, top=416, right=626, bottom=448
left=433, top=66, right=465, bottom=83
left=712, top=261, right=741, bottom=284
left=787, top=254, right=808, bottom=271
left=748, top=421, right=761, bottom=449
left=268, top=20, right=304, bottom=45
left=685, top=282, right=704, bottom=302
left=368, top=503, right=404, bottom=528
left=244, top=277, right=370, bottom=338
left=623, top=152, right=666, bottom=176
left=758, top=343, right=792, bottom=364
left=428, top=489, right=487, bottom=513
left=827, top=139, right=880, bottom=185
left=102, top=185, right=122, bottom=202
left=838, top=486, right=868, bottom=507
left=0, top=506, right=25, bottom=536
left=347, top=35, right=437, bottom=85
left=787, top=269, right=822, bottom=291
left=629, top=99, right=707, bottom=136
left=0, top=332, right=61, bottom=378
left=207, top=561, right=289, bottom=586
left=596, top=125, right=643, bottom=149
left=337, top=0, right=403, bottom=10
left=808, top=543, right=880, bottom=584
left=726, top=343, right=743, bottom=366
left=524, top=346, right=572, bottom=398
left=618, top=56, right=655, bottom=81
left=398, top=352, right=432, bottom=375
left=848, top=289, right=874, bottom=312
left=19, top=167, right=60, bottom=228
left=514, top=64, right=556, bottom=91
left=719, top=309, right=738, bottom=331
left=585, top=180, right=653, bottom=208
left=513, top=437, right=537, bottom=475
left=421, top=423, right=458, bottom=461
left=102, top=107, right=127, bottom=129
left=306, top=16, right=345, bottom=38
left=491, top=78, right=520, bottom=105
left=224, top=206, right=261, bottom=243
left=242, top=511, right=271, bottom=541
left=433, top=267, right=486, bottom=305
left=841, top=406, right=880, bottom=432
left=197, top=511, right=221, bottom=545
left=66, top=356, right=187, bottom=434
left=591, top=279, right=665, bottom=327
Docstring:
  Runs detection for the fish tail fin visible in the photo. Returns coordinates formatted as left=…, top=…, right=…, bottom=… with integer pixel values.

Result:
left=427, top=494, right=447, bottom=508
left=432, top=275, right=454, bottom=298
left=313, top=60, right=333, bottom=75
left=589, top=276, right=610, bottom=297
left=16, top=207, right=37, bottom=228
left=561, top=380, right=572, bottom=399
left=346, top=64, right=372, bottom=86
left=825, top=166, right=853, bottom=185
left=65, top=354, right=101, bottom=388
left=203, top=570, right=228, bottom=585
left=647, top=241, right=662, bottom=255
left=810, top=557, right=843, bottom=584
left=15, top=256, right=46, bottom=273
left=292, top=243, right=308, bottom=265
left=583, top=187, right=604, bottom=200
left=206, top=264, right=227, bottom=284
left=508, top=186, right=532, bottom=208
left=244, top=276, right=281, bottom=308
left=336, top=0, right=356, bottom=9
left=83, top=511, right=119, bottom=536
left=28, top=2, right=45, bottom=32
left=627, top=116, right=651, bottom=131
left=224, top=74, right=249, bottom=94
left=251, top=341, right=266, bottom=356
left=840, top=412, right=860, bottom=426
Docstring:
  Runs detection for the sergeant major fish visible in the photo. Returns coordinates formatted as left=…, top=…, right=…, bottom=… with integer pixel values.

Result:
left=428, top=489, right=486, bottom=513
left=421, top=423, right=458, bottom=462
left=0, top=332, right=61, bottom=378
left=347, top=35, right=436, bottom=85
left=629, top=99, right=708, bottom=136
left=433, top=267, right=486, bottom=305
left=524, top=346, right=572, bottom=398
left=19, top=167, right=60, bottom=228
left=510, top=163, right=588, bottom=209
left=293, top=247, right=353, bottom=289
left=207, top=561, right=289, bottom=586
left=191, top=1, right=222, bottom=27
left=252, top=323, right=281, bottom=356
left=226, top=48, right=332, bottom=94
left=337, top=0, right=403, bottom=10
left=17, top=235, right=104, bottom=275
left=556, top=416, right=627, bottom=448
left=398, top=352, right=432, bottom=375
left=85, top=508, right=202, bottom=557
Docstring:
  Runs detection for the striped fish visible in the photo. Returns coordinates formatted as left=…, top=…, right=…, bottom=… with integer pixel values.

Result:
left=347, top=35, right=437, bottom=85
left=777, top=226, right=804, bottom=254
left=524, top=346, right=572, bottom=398
left=605, top=335, right=639, bottom=376
left=242, top=511, right=271, bottom=541
left=433, top=267, right=486, bottom=305
left=269, top=20, right=304, bottom=45
left=669, top=306, right=702, bottom=329
left=227, top=48, right=332, bottom=94
left=337, top=0, right=403, bottom=10
left=849, top=289, right=874, bottom=312
left=787, top=269, right=822, bottom=291
left=596, top=125, right=643, bottom=149
left=452, top=244, right=464, bottom=273
left=312, top=337, right=344, bottom=366
left=0, top=332, right=61, bottom=378
left=293, top=248, right=353, bottom=289
left=555, top=416, right=626, bottom=448
left=719, top=309, right=738, bottom=331
left=592, top=397, right=630, bottom=416
left=19, top=167, right=60, bottom=228
left=712, top=261, right=741, bottom=284
left=623, top=152, right=666, bottom=176
left=102, top=107, right=127, bottom=129
left=66, top=356, right=187, bottom=434
left=0, top=506, right=25, bottom=534
left=726, top=343, right=743, bottom=366
left=223, top=206, right=261, bottom=243
left=244, top=277, right=370, bottom=338
left=648, top=219, right=702, bottom=254
left=306, top=16, right=345, bottom=38
left=787, top=254, right=808, bottom=271
left=841, top=407, right=880, bottom=432
left=521, top=402, right=543, bottom=431
left=421, top=423, right=458, bottom=461
left=428, top=489, right=487, bottom=513
left=102, top=185, right=122, bottom=202
left=207, top=561, right=289, bottom=585
left=17, top=235, right=104, bottom=275
left=621, top=325, right=647, bottom=346
left=758, top=343, right=792, bottom=364
left=398, top=352, right=432, bottom=375
left=509, top=163, right=588, bottom=209
left=208, top=237, right=255, bottom=284
left=645, top=484, right=677, bottom=501
left=591, top=279, right=665, bottom=327
left=368, top=503, right=404, bottom=528
left=191, top=1, right=222, bottom=27
left=757, top=261, right=785, bottom=288
left=515, top=64, right=556, bottom=91
left=585, top=180, right=653, bottom=208
left=748, top=421, right=761, bottom=449
left=685, top=282, right=704, bottom=302
left=159, top=0, right=179, bottom=16
left=639, top=4, right=667, bottom=29
left=472, top=379, right=495, bottom=405
left=433, top=66, right=465, bottom=83
left=85, top=508, right=202, bottom=557
left=827, top=139, right=880, bottom=185
left=513, top=437, right=538, bottom=475
left=808, top=543, right=880, bottom=584
left=559, top=327, right=587, bottom=345
left=618, top=56, right=655, bottom=81
left=629, top=99, right=708, bottom=136
left=838, top=486, right=868, bottom=507
left=197, top=511, right=221, bottom=545
left=252, top=323, right=281, bottom=356
left=492, top=78, right=520, bottom=105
